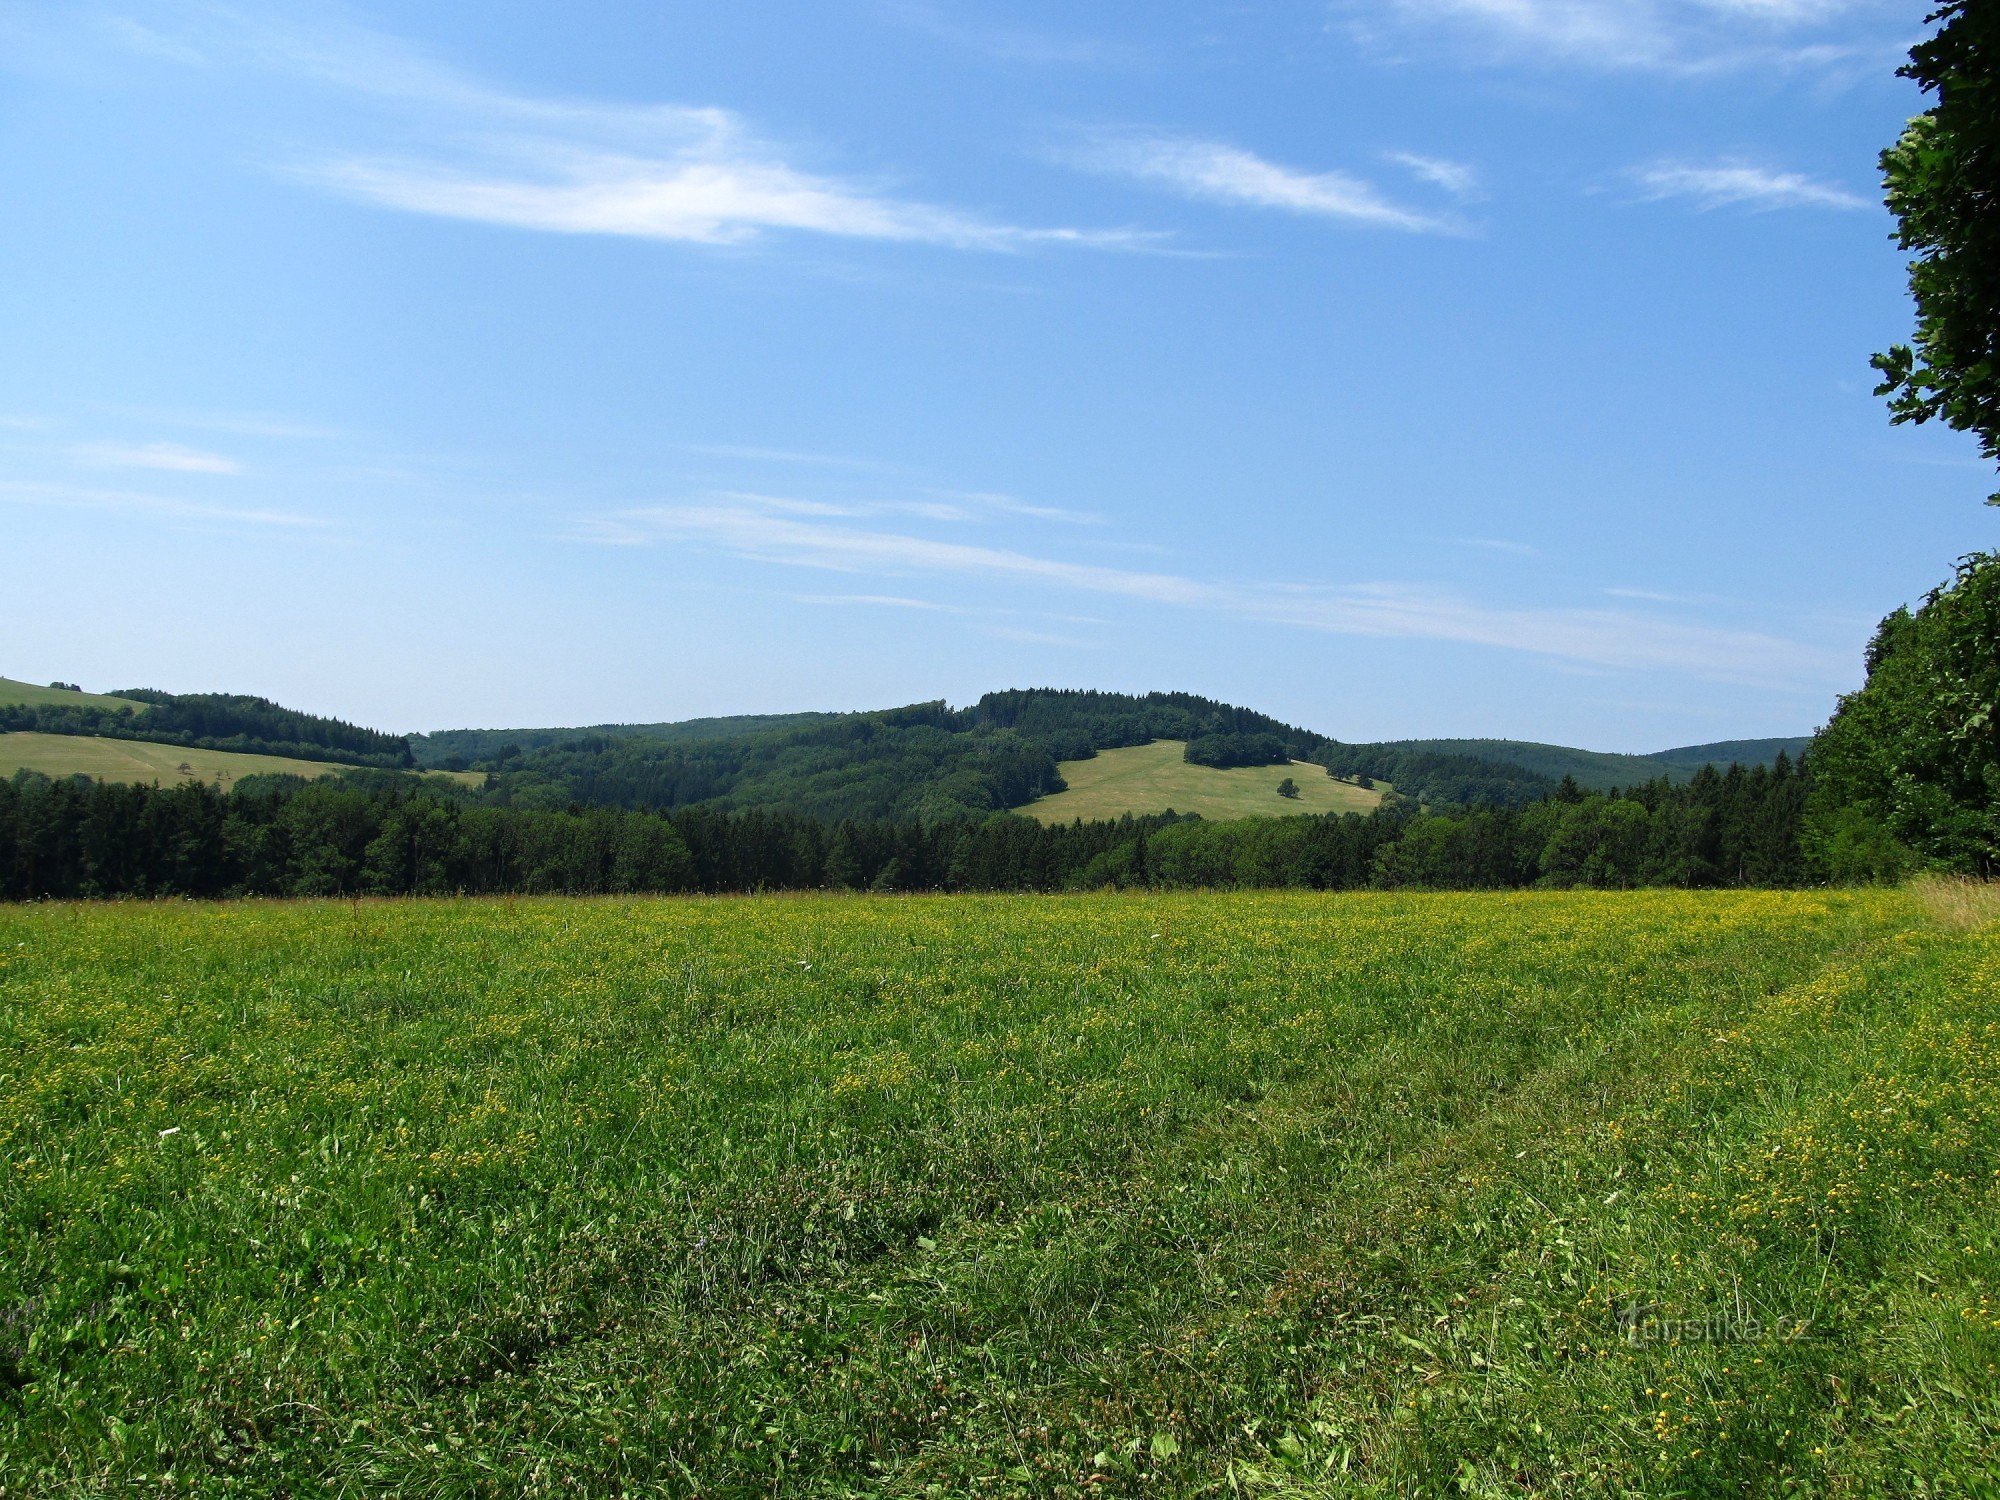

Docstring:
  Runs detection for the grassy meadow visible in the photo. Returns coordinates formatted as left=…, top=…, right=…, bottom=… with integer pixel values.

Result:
left=2, top=888, right=1998, bottom=1496
left=0, top=680, right=149, bottom=715
left=0, top=732, right=360, bottom=788
left=1022, top=740, right=1385, bottom=824
left=0, top=733, right=489, bottom=791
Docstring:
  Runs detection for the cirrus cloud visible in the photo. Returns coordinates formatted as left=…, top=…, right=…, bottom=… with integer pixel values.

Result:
left=1074, top=134, right=1469, bottom=234
left=1631, top=157, right=1873, bottom=211
left=1339, top=0, right=1906, bottom=76
left=581, top=493, right=1849, bottom=689
left=71, top=440, right=244, bottom=475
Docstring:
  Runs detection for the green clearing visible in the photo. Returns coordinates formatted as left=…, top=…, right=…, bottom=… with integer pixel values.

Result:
left=4, top=888, right=1997, bottom=1495
left=0, top=677, right=148, bottom=714
left=0, top=732, right=357, bottom=786
left=0, top=733, right=487, bottom=790
left=1021, top=738, right=1385, bottom=823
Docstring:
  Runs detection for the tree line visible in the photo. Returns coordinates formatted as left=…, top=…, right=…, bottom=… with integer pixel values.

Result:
left=1807, top=551, right=1998, bottom=879
left=0, top=754, right=1817, bottom=901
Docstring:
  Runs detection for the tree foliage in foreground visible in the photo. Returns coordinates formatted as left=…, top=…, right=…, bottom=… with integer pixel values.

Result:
left=1809, top=551, right=2000, bottom=878
left=1875, top=0, right=2000, bottom=502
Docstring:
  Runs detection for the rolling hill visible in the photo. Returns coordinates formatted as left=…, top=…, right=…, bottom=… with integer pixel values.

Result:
left=0, top=677, right=150, bottom=714
left=410, top=712, right=840, bottom=765
left=7, top=677, right=1814, bottom=822
left=1373, top=735, right=1813, bottom=792
left=1020, top=739, right=1385, bottom=823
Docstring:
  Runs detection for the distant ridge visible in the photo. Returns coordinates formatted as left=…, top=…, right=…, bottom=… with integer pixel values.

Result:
left=410, top=713, right=839, bottom=765
left=13, top=676, right=1813, bottom=819
left=1373, top=736, right=1812, bottom=793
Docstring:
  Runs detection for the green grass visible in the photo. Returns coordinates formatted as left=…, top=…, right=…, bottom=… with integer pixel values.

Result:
left=0, top=677, right=149, bottom=714
left=0, top=732, right=360, bottom=786
left=1021, top=739, right=1385, bottom=823
left=4, top=888, right=1997, bottom=1495
left=0, top=733, right=488, bottom=790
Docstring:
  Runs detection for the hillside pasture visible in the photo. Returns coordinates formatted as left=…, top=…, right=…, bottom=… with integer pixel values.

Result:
left=0, top=733, right=489, bottom=790
left=0, top=677, right=149, bottom=714
left=5, top=888, right=1996, bottom=1495
left=0, top=731, right=356, bottom=786
left=1021, top=738, right=1385, bottom=823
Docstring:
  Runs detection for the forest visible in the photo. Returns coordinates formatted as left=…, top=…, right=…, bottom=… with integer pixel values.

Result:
left=0, top=752, right=1813, bottom=899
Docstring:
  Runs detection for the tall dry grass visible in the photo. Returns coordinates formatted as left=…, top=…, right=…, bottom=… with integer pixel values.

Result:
left=1910, top=872, right=2000, bottom=930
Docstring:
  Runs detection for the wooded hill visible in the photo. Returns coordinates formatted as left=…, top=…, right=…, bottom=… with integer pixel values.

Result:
left=412, top=688, right=1805, bottom=823
left=1372, top=736, right=1814, bottom=793
left=6, top=676, right=1810, bottom=822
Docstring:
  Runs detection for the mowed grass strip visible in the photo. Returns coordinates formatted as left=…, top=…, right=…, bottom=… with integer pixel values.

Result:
left=1021, top=739, right=1385, bottom=823
left=0, top=732, right=356, bottom=787
left=3, top=890, right=1997, bottom=1496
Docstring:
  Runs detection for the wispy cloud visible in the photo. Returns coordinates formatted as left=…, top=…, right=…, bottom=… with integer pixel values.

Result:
left=0, top=479, right=321, bottom=529
left=1341, top=0, right=1902, bottom=76
left=1455, top=536, right=1540, bottom=556
left=1631, top=158, right=1872, bottom=211
left=85, top=6, right=1157, bottom=254
left=71, top=440, right=244, bottom=474
left=683, top=444, right=1105, bottom=525
left=1386, top=152, right=1484, bottom=200
left=582, top=495, right=1847, bottom=687
left=685, top=443, right=900, bottom=471
left=927, top=489, right=1104, bottom=526
left=309, top=144, right=1156, bottom=253
left=987, top=625, right=1102, bottom=648
left=1604, top=585, right=1731, bottom=606
left=129, top=8, right=1157, bottom=254
left=686, top=484, right=1100, bottom=528
left=1076, top=134, right=1466, bottom=233
left=792, top=592, right=965, bottom=611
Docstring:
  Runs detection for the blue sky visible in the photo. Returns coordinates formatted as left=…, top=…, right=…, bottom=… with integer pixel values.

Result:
left=2, top=0, right=1992, bottom=747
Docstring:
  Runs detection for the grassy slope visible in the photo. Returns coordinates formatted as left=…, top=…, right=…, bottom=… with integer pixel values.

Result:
left=0, top=732, right=487, bottom=789
left=0, top=676, right=149, bottom=714
left=1375, top=736, right=1813, bottom=791
left=1021, top=738, right=1385, bottom=823
left=0, top=732, right=355, bottom=785
left=5, top=889, right=1996, bottom=1495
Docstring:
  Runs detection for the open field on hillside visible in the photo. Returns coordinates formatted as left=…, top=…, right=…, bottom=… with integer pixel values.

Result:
left=1022, top=739, right=1385, bottom=823
left=0, top=731, right=355, bottom=786
left=4, top=888, right=1997, bottom=1495
left=0, top=733, right=488, bottom=790
left=0, top=677, right=148, bottom=714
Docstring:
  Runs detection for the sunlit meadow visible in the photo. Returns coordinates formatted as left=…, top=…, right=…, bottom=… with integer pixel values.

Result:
left=2, top=890, right=1996, bottom=1495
